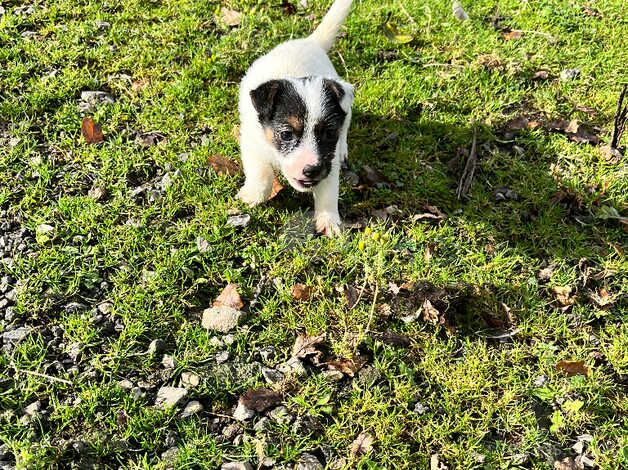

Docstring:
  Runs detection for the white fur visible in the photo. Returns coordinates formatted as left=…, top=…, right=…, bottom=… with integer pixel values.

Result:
left=237, top=0, right=354, bottom=236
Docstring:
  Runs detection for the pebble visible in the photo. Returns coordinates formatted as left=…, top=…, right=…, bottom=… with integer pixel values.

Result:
left=95, top=20, right=110, bottom=30
left=148, top=339, right=165, bottom=355
left=262, top=367, right=284, bottom=384
left=118, top=379, right=133, bottom=389
left=253, top=416, right=270, bottom=432
left=24, top=401, right=41, bottom=417
left=322, top=369, right=344, bottom=382
left=79, top=91, right=115, bottom=112
left=534, top=375, right=549, bottom=387
left=277, top=357, right=307, bottom=377
left=162, top=354, right=176, bottom=369
left=232, top=401, right=255, bottom=421
left=180, top=400, right=203, bottom=418
left=222, top=422, right=242, bottom=440
left=216, top=350, right=230, bottom=364
left=181, top=372, right=200, bottom=388
left=2, top=326, right=31, bottom=349
left=223, top=333, right=236, bottom=345
left=258, top=346, right=276, bottom=362
left=155, top=387, right=188, bottom=409
left=294, top=453, right=323, bottom=470
left=560, top=68, right=580, bottom=81
left=202, top=306, right=246, bottom=333
left=221, top=462, right=253, bottom=470
left=227, top=214, right=251, bottom=228
left=413, top=402, right=429, bottom=415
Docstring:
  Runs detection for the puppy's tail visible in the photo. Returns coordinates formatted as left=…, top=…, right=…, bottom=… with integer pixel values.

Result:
left=308, top=0, right=353, bottom=51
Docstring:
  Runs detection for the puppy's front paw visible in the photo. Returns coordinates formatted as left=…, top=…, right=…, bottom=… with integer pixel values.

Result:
left=315, top=212, right=342, bottom=237
left=237, top=184, right=270, bottom=207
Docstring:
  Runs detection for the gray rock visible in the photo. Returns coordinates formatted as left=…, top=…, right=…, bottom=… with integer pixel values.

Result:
left=253, top=416, right=270, bottom=432
left=162, top=354, right=176, bottom=369
left=202, top=306, right=246, bottom=332
left=24, top=400, right=41, bottom=417
left=258, top=345, right=276, bottom=362
left=413, top=402, right=429, bottom=415
left=2, top=326, right=31, bottom=348
left=67, top=342, right=82, bottom=362
left=533, top=375, right=548, bottom=387
left=560, top=68, right=580, bottom=81
left=277, top=357, right=307, bottom=377
left=227, top=214, right=251, bottom=228
left=181, top=371, right=200, bottom=388
left=233, top=401, right=255, bottom=421
left=223, top=333, right=236, bottom=345
left=294, top=453, right=323, bottom=470
left=222, top=422, right=242, bottom=440
left=155, top=387, right=188, bottom=409
left=268, top=406, right=292, bottom=425
left=180, top=400, right=203, bottom=418
left=221, top=462, right=253, bottom=470
left=322, top=369, right=344, bottom=382
left=95, top=20, right=110, bottom=30
left=216, top=350, right=230, bottom=364
left=0, top=444, right=10, bottom=460
left=148, top=339, right=165, bottom=355
left=118, top=379, right=133, bottom=389
left=262, top=367, right=284, bottom=384
left=80, top=91, right=114, bottom=112
left=97, top=302, right=113, bottom=314
left=160, top=446, right=179, bottom=464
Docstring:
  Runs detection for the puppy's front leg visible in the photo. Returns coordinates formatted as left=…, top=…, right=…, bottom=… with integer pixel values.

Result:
left=313, top=163, right=341, bottom=237
left=237, top=142, right=275, bottom=206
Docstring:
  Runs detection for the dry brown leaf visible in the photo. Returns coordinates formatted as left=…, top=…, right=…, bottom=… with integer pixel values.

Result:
left=502, top=30, right=522, bottom=40
left=556, top=360, right=590, bottom=377
left=553, top=457, right=580, bottom=470
left=421, top=299, right=440, bottom=324
left=292, top=333, right=325, bottom=360
left=533, top=70, right=549, bottom=80
left=344, top=284, right=359, bottom=310
left=501, top=302, right=517, bottom=326
left=213, top=283, right=244, bottom=310
left=360, top=164, right=390, bottom=187
left=81, top=117, right=104, bottom=144
left=412, top=205, right=446, bottom=222
left=208, top=155, right=242, bottom=176
left=239, top=388, right=282, bottom=412
left=589, top=287, right=614, bottom=307
left=350, top=432, right=374, bottom=457
left=552, top=286, right=574, bottom=306
left=424, top=243, right=434, bottom=263
left=268, top=177, right=284, bottom=200
left=291, top=283, right=312, bottom=301
left=326, top=356, right=367, bottom=377
left=132, top=78, right=149, bottom=92
left=281, top=0, right=297, bottom=15
left=219, top=8, right=242, bottom=26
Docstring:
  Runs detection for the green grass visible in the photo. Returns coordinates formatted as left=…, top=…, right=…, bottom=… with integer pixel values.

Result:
left=1, top=0, right=627, bottom=468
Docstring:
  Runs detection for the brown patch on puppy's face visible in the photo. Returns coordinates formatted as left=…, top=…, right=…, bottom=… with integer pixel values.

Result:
left=286, top=115, right=304, bottom=134
left=264, top=127, right=274, bottom=144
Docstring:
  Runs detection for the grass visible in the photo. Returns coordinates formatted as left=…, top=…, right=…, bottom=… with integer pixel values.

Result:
left=1, top=0, right=627, bottom=468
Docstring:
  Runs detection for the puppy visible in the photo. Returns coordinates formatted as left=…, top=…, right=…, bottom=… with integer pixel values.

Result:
left=237, top=0, right=354, bottom=236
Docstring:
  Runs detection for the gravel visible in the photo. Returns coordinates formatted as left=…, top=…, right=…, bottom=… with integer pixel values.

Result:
left=202, top=306, right=246, bottom=332
left=155, top=387, right=188, bottom=409
left=180, top=400, right=203, bottom=418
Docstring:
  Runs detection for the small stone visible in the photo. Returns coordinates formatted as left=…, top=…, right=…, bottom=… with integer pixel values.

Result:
left=227, top=214, right=251, bottom=228
left=215, top=350, right=230, bottom=364
left=202, top=306, right=246, bottom=332
left=260, top=457, right=276, bottom=467
left=277, top=357, right=307, bottom=377
left=262, top=367, right=284, bottom=384
left=233, top=401, right=255, bottom=421
left=118, top=379, right=133, bottom=389
left=221, top=462, right=253, bottom=470
left=560, top=68, right=580, bottom=81
left=24, top=401, right=41, bottom=416
left=95, top=20, right=110, bottom=30
left=253, top=416, right=270, bottom=432
left=181, top=372, right=200, bottom=388
left=162, top=354, right=176, bottom=369
left=294, top=453, right=323, bottom=470
left=258, top=346, right=276, bottom=362
left=511, top=454, right=528, bottom=465
left=88, top=187, right=107, bottom=201
left=180, top=400, right=203, bottom=418
left=80, top=91, right=115, bottom=111
left=155, top=386, right=188, bottom=409
left=322, top=369, right=344, bottom=382
left=223, top=333, right=236, bottom=345
left=209, top=336, right=224, bottom=347
left=35, top=224, right=55, bottom=243
left=534, top=375, right=549, bottom=387
left=2, top=326, right=31, bottom=348
left=72, top=441, right=86, bottom=453
left=67, top=342, right=82, bottom=362
left=147, top=339, right=165, bottom=355
left=196, top=236, right=210, bottom=253
left=130, top=387, right=144, bottom=400
left=268, top=405, right=292, bottom=424
left=413, top=402, right=429, bottom=415
left=222, top=422, right=242, bottom=440
left=160, top=447, right=179, bottom=463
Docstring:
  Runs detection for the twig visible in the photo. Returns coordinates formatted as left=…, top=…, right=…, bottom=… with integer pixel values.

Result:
left=457, top=122, right=478, bottom=199
left=474, top=328, right=521, bottom=340
left=510, top=29, right=556, bottom=41
left=610, top=84, right=627, bottom=149
left=16, top=368, right=73, bottom=385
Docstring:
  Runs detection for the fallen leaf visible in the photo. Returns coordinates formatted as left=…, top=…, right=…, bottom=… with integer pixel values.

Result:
left=219, top=8, right=242, bottom=27
left=350, top=432, right=374, bottom=457
left=213, top=283, right=244, bottom=310
left=132, top=77, right=149, bottom=92
left=421, top=299, right=440, bottom=324
left=281, top=0, right=297, bottom=15
left=533, top=70, right=549, bottom=80
left=291, top=283, right=312, bottom=301
left=269, top=177, right=284, bottom=200
left=344, top=284, right=359, bottom=309
left=292, top=333, right=325, bottom=360
left=537, top=265, right=556, bottom=282
left=552, top=286, right=574, bottom=307
left=424, top=244, right=434, bottom=263
left=81, top=117, right=104, bottom=144
left=239, top=388, right=282, bottom=412
left=208, top=155, right=241, bottom=176
left=589, top=288, right=614, bottom=307
left=372, top=205, right=401, bottom=222
left=326, top=356, right=367, bottom=377
left=556, top=360, right=590, bottom=377
left=506, top=116, right=540, bottom=130
left=502, top=29, right=522, bottom=40
left=136, top=130, right=165, bottom=147
left=359, top=164, right=390, bottom=187
left=389, top=282, right=400, bottom=295
left=553, top=457, right=580, bottom=470
left=376, top=331, right=411, bottom=347
left=501, top=302, right=517, bottom=326
left=412, top=204, right=447, bottom=222
left=383, top=16, right=414, bottom=44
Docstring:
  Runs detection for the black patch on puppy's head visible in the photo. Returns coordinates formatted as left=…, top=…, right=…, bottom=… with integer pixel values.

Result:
left=250, top=79, right=307, bottom=154
left=314, top=79, right=348, bottom=163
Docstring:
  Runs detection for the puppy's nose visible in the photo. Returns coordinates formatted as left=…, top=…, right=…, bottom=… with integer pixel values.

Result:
left=302, top=164, right=322, bottom=179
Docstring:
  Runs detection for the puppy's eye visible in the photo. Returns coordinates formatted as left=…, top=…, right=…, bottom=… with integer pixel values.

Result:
left=279, top=130, right=294, bottom=141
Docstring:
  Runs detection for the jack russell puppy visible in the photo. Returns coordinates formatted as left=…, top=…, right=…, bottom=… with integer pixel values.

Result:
left=237, top=0, right=354, bottom=236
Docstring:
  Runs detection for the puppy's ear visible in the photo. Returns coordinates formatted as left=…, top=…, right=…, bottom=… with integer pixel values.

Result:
left=250, top=80, right=284, bottom=123
left=323, top=78, right=354, bottom=113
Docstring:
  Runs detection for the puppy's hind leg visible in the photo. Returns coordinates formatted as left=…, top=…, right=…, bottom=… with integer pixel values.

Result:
left=313, top=162, right=342, bottom=237
left=237, top=141, right=275, bottom=207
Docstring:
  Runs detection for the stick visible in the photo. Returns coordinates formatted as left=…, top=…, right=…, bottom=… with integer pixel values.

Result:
left=457, top=122, right=478, bottom=199
left=17, top=368, right=73, bottom=385
left=610, top=84, right=627, bottom=149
